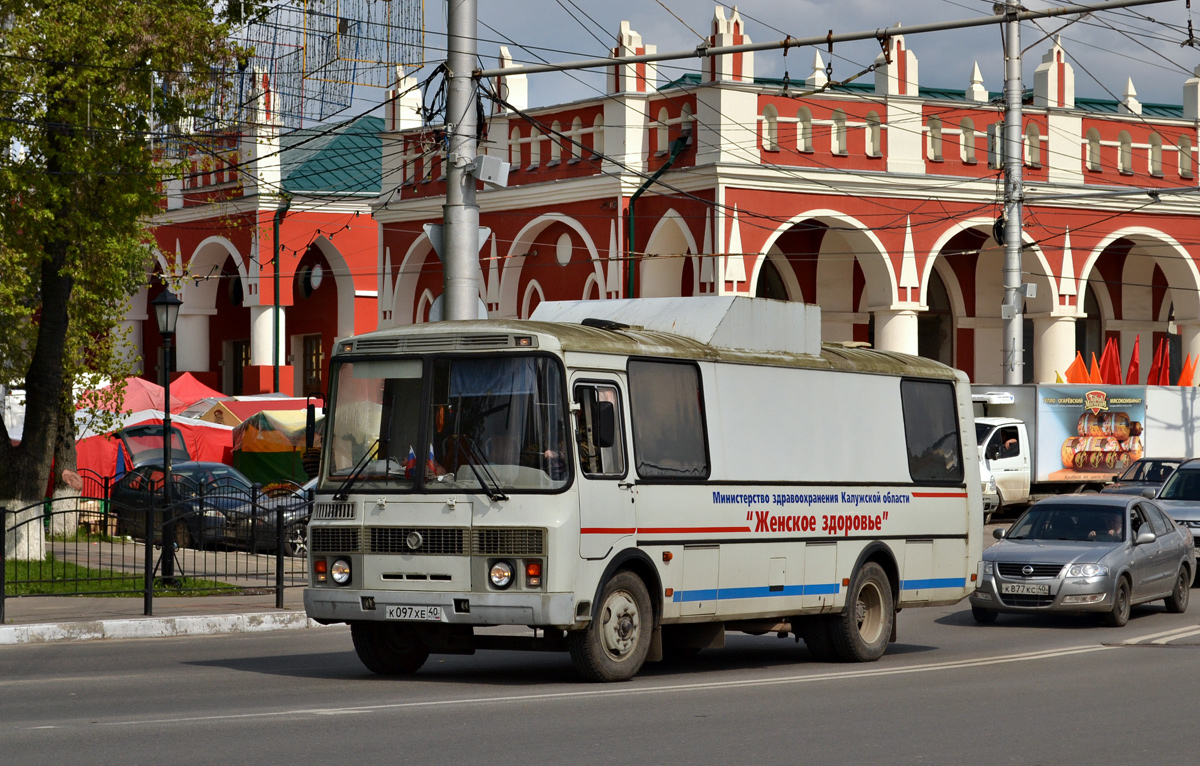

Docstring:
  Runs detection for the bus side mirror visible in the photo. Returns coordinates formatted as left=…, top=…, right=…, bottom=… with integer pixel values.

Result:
left=306, top=400, right=317, bottom=449
left=595, top=401, right=616, bottom=449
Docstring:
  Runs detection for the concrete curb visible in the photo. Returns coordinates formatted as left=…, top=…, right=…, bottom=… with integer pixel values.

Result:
left=0, top=612, right=332, bottom=645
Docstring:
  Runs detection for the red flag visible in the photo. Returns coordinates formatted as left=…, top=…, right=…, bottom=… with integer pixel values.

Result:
left=1064, top=351, right=1088, bottom=384
left=1180, top=354, right=1195, bottom=387
left=1125, top=335, right=1140, bottom=385
left=1099, top=339, right=1121, bottom=384
left=1089, top=353, right=1102, bottom=384
left=1159, top=342, right=1172, bottom=385
left=1147, top=339, right=1163, bottom=386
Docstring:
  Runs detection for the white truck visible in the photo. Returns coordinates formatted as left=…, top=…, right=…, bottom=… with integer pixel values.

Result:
left=973, top=383, right=1200, bottom=517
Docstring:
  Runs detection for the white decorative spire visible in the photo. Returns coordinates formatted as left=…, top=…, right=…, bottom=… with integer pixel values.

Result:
left=807, top=51, right=828, bottom=88
left=485, top=234, right=500, bottom=306
left=1058, top=228, right=1077, bottom=298
left=381, top=246, right=393, bottom=320
left=1120, top=78, right=1142, bottom=115
left=725, top=206, right=746, bottom=283
left=606, top=219, right=621, bottom=297
left=699, top=209, right=714, bottom=289
left=966, top=61, right=988, bottom=102
left=899, top=217, right=919, bottom=301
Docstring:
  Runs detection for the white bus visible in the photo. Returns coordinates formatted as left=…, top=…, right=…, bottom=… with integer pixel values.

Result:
left=304, top=297, right=983, bottom=681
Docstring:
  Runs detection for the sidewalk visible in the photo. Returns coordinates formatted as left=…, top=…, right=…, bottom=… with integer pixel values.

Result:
left=0, top=588, right=332, bottom=645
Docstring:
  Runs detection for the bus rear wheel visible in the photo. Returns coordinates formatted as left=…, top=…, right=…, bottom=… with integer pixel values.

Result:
left=350, top=622, right=430, bottom=675
left=829, top=562, right=894, bottom=662
left=568, top=571, right=652, bottom=682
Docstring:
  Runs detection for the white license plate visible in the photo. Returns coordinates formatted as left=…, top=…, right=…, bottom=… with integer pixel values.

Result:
left=385, top=605, right=443, bottom=621
left=1001, top=582, right=1050, bottom=596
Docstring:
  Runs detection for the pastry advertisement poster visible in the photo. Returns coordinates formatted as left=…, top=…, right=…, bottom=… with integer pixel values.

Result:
left=1035, top=385, right=1146, bottom=482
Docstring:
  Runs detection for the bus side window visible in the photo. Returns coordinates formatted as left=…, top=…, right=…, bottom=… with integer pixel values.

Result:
left=900, top=379, right=964, bottom=484
left=574, top=383, right=626, bottom=478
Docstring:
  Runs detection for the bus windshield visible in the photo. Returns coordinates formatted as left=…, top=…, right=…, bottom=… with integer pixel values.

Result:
left=324, top=355, right=569, bottom=493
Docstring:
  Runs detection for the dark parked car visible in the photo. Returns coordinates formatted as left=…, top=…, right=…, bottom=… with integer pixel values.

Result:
left=110, top=461, right=312, bottom=555
left=970, top=495, right=1194, bottom=626
left=1101, top=457, right=1183, bottom=496
left=1152, top=458, right=1200, bottom=550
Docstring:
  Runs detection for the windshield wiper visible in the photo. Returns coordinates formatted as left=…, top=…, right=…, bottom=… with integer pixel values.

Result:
left=334, top=438, right=380, bottom=501
left=461, top=435, right=508, bottom=502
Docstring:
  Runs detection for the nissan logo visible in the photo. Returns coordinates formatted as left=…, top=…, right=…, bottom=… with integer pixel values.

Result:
left=406, top=531, right=423, bottom=551
left=1022, top=565, right=1034, bottom=576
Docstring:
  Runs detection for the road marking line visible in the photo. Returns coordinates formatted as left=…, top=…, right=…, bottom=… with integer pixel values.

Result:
left=1120, top=624, right=1200, bottom=645
left=78, top=644, right=1115, bottom=729
left=1151, top=626, right=1200, bottom=645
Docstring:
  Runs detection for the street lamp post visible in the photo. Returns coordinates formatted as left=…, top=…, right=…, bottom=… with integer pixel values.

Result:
left=151, top=290, right=182, bottom=583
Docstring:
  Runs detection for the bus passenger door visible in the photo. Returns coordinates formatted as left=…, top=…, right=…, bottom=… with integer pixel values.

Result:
left=573, top=378, right=636, bottom=559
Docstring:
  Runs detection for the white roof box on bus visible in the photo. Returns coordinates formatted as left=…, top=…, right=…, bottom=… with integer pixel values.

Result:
left=531, top=297, right=822, bottom=356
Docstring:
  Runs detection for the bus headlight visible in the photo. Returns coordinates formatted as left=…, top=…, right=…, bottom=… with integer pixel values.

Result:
left=489, top=560, right=514, bottom=589
left=330, top=558, right=352, bottom=585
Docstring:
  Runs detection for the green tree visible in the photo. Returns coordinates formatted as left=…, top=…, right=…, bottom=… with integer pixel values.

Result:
left=0, top=1, right=245, bottom=554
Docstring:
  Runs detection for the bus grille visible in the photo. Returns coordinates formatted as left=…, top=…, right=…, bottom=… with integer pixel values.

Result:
left=311, top=527, right=360, bottom=553
left=369, top=527, right=466, bottom=555
left=313, top=502, right=356, bottom=520
left=473, top=528, right=544, bottom=556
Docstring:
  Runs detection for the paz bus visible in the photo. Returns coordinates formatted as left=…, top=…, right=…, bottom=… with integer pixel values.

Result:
left=303, top=296, right=983, bottom=681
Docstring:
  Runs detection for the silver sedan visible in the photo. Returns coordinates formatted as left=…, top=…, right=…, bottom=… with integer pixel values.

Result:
left=970, top=495, right=1195, bottom=627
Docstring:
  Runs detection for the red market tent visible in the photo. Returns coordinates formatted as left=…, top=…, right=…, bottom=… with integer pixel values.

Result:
left=170, top=372, right=227, bottom=409
left=79, top=377, right=184, bottom=414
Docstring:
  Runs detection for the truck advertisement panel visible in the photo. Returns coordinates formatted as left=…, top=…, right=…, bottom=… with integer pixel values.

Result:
left=1035, top=385, right=1147, bottom=482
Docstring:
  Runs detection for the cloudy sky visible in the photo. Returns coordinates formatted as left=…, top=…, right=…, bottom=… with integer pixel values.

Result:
left=401, top=0, right=1200, bottom=110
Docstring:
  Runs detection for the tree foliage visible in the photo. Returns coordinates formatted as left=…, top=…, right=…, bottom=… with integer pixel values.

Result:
left=0, top=1, right=245, bottom=509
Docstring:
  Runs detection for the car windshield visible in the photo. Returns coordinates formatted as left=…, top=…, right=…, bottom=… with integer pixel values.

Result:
left=324, top=354, right=569, bottom=493
left=1121, top=459, right=1181, bottom=483
left=1158, top=468, right=1200, bottom=500
left=175, top=466, right=252, bottom=492
left=1007, top=503, right=1125, bottom=543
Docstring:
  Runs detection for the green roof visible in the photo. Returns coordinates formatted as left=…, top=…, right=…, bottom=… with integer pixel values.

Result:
left=660, top=73, right=1183, bottom=117
left=281, top=115, right=383, bottom=195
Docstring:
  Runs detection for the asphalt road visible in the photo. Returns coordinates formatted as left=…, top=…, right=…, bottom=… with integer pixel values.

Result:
left=3, top=597, right=1198, bottom=765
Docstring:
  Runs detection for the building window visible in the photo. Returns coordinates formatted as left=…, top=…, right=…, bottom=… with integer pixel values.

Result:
left=1118, top=130, right=1132, bottom=173
left=832, top=109, right=847, bottom=155
left=1024, top=123, right=1040, bottom=168
left=1181, top=136, right=1194, bottom=178
left=656, top=108, right=669, bottom=154
left=1149, top=133, right=1163, bottom=176
left=866, top=111, right=881, bottom=157
left=1086, top=128, right=1101, bottom=171
left=549, top=121, right=562, bottom=164
left=529, top=129, right=541, bottom=169
left=987, top=122, right=1004, bottom=169
left=230, top=339, right=250, bottom=396
left=797, top=107, right=812, bottom=152
left=591, top=115, right=604, bottom=157
left=681, top=104, right=694, bottom=143
left=509, top=127, right=521, bottom=167
left=961, top=118, right=976, bottom=163
left=569, top=117, right=582, bottom=160
left=762, top=104, right=779, bottom=151
left=302, top=334, right=323, bottom=397
left=928, top=116, right=943, bottom=161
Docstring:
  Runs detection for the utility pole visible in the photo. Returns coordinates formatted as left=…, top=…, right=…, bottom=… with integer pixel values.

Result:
left=442, top=0, right=481, bottom=321
left=1002, top=0, right=1025, bottom=384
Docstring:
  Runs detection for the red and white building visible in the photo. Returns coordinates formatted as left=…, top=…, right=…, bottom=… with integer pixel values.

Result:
left=377, top=7, right=1200, bottom=384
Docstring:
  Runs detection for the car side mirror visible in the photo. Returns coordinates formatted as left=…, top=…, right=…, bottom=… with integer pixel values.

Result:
left=1135, top=529, right=1157, bottom=545
left=594, top=400, right=616, bottom=449
left=1141, top=488, right=1157, bottom=499
left=1111, top=474, right=1120, bottom=482
left=986, top=444, right=1000, bottom=461
left=993, top=527, right=1006, bottom=540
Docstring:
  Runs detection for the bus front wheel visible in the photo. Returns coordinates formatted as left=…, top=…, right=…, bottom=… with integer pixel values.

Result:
left=829, top=562, right=894, bottom=662
left=568, top=571, right=653, bottom=682
left=350, top=622, right=430, bottom=675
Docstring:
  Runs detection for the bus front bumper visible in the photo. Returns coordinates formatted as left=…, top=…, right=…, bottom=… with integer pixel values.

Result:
left=304, top=587, right=578, bottom=628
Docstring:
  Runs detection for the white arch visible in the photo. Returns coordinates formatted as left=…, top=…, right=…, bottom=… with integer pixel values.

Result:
left=582, top=272, right=603, bottom=300
left=922, top=217, right=1056, bottom=314
left=521, top=280, right=545, bottom=318
left=1078, top=226, right=1200, bottom=320
left=930, top=257, right=968, bottom=320
left=641, top=209, right=699, bottom=298
left=747, top=244, right=805, bottom=301
left=500, top=214, right=601, bottom=317
left=416, top=289, right=435, bottom=324
left=307, top=236, right=357, bottom=339
left=760, top=209, right=898, bottom=308
left=394, top=233, right=436, bottom=325
left=182, top=235, right=247, bottom=310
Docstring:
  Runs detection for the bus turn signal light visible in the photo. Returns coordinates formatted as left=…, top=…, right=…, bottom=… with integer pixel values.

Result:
left=524, top=560, right=542, bottom=587
left=315, top=559, right=328, bottom=583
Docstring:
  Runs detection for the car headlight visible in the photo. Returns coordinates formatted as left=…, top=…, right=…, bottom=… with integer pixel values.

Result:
left=1067, top=563, right=1108, bottom=578
left=489, top=560, right=514, bottom=589
left=986, top=476, right=998, bottom=493
left=330, top=558, right=352, bottom=585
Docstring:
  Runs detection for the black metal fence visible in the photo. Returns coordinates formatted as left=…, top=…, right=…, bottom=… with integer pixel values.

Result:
left=1, top=473, right=312, bottom=623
